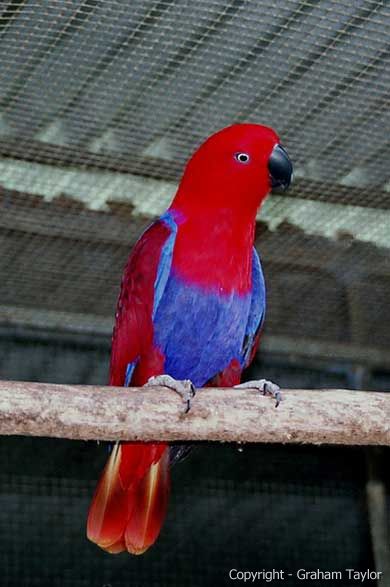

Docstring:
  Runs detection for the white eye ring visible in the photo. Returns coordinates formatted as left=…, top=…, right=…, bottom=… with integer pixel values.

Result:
left=234, top=152, right=250, bottom=164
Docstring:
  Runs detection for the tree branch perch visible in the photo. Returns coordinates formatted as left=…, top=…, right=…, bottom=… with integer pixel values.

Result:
left=0, top=380, right=388, bottom=446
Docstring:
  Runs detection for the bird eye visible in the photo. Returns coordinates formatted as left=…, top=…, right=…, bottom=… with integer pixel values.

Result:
left=234, top=152, right=250, bottom=164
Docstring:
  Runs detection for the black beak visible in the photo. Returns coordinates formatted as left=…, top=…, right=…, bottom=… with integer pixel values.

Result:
left=268, top=144, right=293, bottom=192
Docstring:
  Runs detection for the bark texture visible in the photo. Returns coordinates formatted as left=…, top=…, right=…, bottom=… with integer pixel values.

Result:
left=0, top=380, right=388, bottom=446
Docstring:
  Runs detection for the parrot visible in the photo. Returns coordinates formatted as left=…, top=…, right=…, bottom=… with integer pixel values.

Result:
left=86, top=123, right=293, bottom=555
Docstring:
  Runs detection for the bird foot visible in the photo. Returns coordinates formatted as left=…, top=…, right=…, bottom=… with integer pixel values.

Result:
left=146, top=375, right=196, bottom=413
left=234, top=379, right=282, bottom=408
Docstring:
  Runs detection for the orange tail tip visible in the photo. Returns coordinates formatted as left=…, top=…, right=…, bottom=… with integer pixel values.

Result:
left=87, top=443, right=170, bottom=555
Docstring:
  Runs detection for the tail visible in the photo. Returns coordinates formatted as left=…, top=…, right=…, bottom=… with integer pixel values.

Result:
left=87, top=442, right=170, bottom=554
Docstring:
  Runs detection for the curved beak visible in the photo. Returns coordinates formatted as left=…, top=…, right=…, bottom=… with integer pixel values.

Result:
left=268, top=144, right=293, bottom=192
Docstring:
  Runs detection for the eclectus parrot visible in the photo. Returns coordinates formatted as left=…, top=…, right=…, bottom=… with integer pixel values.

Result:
left=87, top=124, right=293, bottom=554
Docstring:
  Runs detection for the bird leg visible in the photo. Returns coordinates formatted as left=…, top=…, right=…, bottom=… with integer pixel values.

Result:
left=145, top=374, right=196, bottom=413
left=234, top=379, right=282, bottom=408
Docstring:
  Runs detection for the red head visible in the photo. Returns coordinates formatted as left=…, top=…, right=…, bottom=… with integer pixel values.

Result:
left=171, top=124, right=292, bottom=220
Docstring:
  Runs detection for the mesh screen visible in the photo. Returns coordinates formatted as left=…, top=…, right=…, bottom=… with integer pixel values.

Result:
left=0, top=3, right=389, bottom=583
left=0, top=0, right=389, bottom=354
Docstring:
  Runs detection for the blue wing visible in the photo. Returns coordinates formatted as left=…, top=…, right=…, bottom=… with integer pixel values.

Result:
left=241, top=248, right=266, bottom=367
left=152, top=212, right=178, bottom=320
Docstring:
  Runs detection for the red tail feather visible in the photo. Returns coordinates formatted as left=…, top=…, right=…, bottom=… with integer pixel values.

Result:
left=87, top=443, right=170, bottom=554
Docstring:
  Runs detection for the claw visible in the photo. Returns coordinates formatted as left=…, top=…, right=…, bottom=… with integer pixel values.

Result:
left=146, top=375, right=196, bottom=414
left=234, top=379, right=282, bottom=408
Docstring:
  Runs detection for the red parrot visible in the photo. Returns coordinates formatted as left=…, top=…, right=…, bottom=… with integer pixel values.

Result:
left=87, top=124, right=293, bottom=554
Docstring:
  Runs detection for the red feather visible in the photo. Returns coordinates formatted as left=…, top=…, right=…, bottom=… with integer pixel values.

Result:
left=87, top=220, right=171, bottom=554
left=87, top=443, right=169, bottom=554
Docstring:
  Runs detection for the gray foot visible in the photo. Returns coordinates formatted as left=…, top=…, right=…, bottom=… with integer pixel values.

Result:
left=234, top=379, right=282, bottom=408
left=146, top=374, right=196, bottom=413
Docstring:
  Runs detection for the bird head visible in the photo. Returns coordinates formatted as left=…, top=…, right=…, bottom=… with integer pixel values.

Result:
left=172, top=123, right=293, bottom=219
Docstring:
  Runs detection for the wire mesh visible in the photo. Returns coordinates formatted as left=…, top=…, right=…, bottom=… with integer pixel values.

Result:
left=0, top=3, right=389, bottom=583
left=0, top=0, right=389, bottom=354
left=0, top=436, right=378, bottom=587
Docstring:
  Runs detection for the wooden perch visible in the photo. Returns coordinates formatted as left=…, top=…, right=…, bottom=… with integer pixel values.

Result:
left=0, top=380, right=388, bottom=446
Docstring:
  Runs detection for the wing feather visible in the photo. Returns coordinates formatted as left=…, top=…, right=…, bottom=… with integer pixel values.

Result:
left=110, top=213, right=177, bottom=387
left=241, top=248, right=266, bottom=368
